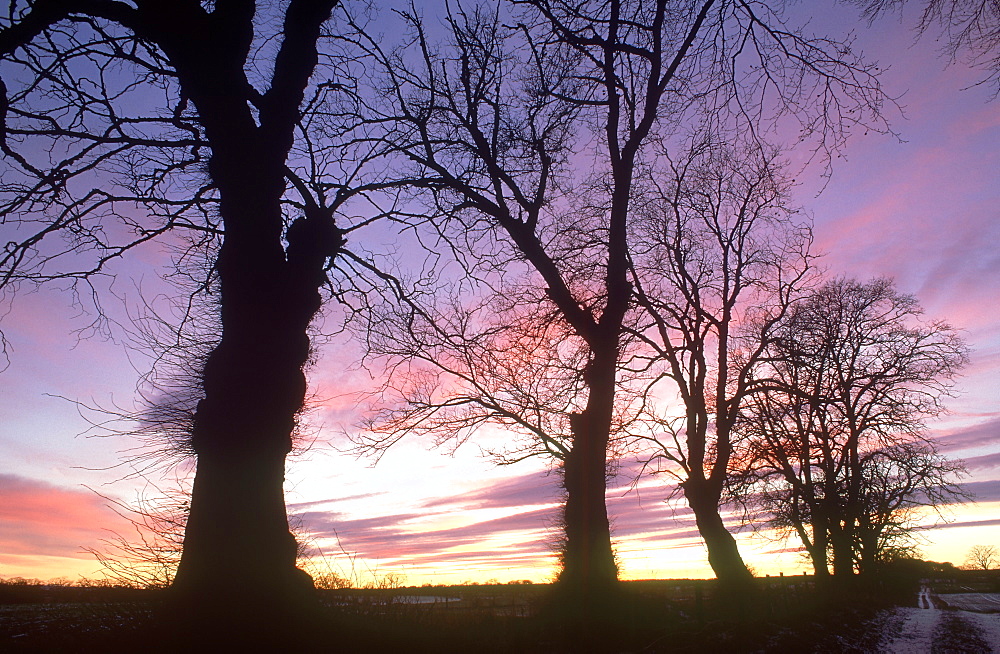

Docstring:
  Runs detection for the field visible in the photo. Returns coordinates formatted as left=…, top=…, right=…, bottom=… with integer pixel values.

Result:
left=3, top=571, right=997, bottom=651
left=0, top=577, right=908, bottom=653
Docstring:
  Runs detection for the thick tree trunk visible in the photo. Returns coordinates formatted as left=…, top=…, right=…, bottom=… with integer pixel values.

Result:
left=172, top=445, right=309, bottom=605
left=684, top=479, right=753, bottom=587
left=560, top=420, right=617, bottom=592
left=829, top=525, right=854, bottom=578
left=169, top=120, right=340, bottom=634
left=555, top=347, right=620, bottom=624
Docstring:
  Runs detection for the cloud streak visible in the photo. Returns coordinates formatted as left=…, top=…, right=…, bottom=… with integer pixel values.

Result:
left=296, top=465, right=742, bottom=578
left=0, top=474, right=130, bottom=564
left=939, top=418, right=1000, bottom=454
left=296, top=469, right=562, bottom=569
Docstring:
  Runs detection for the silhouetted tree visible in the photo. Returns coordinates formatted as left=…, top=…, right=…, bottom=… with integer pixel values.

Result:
left=629, top=134, right=814, bottom=587
left=732, top=278, right=968, bottom=580
left=353, top=0, right=890, bottom=603
left=0, top=1, right=396, bottom=631
left=853, top=440, right=967, bottom=576
left=964, top=544, right=998, bottom=570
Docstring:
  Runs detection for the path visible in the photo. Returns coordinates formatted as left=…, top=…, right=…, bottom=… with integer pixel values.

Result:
left=884, top=588, right=938, bottom=653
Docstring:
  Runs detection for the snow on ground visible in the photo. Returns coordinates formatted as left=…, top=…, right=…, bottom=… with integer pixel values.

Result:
left=942, top=594, right=1000, bottom=613
left=881, top=586, right=1000, bottom=653
left=884, top=605, right=939, bottom=653
left=963, top=612, right=1000, bottom=653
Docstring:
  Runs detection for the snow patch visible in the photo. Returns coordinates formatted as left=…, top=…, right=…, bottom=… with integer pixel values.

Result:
left=963, top=612, right=1000, bottom=653
left=885, top=606, right=939, bottom=653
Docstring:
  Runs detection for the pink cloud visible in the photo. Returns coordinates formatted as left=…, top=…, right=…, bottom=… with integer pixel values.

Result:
left=962, top=452, right=1000, bottom=473
left=0, top=474, right=130, bottom=561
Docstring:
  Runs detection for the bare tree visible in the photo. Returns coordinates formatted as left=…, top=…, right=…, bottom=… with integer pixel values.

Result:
left=732, top=277, right=969, bottom=580
left=629, top=134, right=814, bottom=586
left=352, top=0, right=889, bottom=602
left=853, top=440, right=967, bottom=576
left=964, top=544, right=998, bottom=570
left=851, top=0, right=1000, bottom=94
left=0, top=1, right=400, bottom=630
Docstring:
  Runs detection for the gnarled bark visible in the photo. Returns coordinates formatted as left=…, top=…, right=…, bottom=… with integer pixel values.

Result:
left=0, top=0, right=341, bottom=628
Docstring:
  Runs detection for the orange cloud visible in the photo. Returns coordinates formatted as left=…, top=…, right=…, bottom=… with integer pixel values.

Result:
left=0, top=474, right=130, bottom=565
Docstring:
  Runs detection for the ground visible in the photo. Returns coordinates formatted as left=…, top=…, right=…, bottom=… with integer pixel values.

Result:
left=3, top=580, right=1000, bottom=652
left=881, top=585, right=1000, bottom=653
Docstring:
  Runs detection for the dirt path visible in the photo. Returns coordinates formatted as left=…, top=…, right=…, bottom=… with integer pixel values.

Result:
left=886, top=607, right=938, bottom=652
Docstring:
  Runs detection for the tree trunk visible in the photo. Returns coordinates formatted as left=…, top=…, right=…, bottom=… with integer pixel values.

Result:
left=555, top=346, right=620, bottom=623
left=808, top=539, right=832, bottom=578
left=829, top=524, right=854, bottom=578
left=169, top=113, right=340, bottom=633
left=172, top=444, right=309, bottom=605
left=684, top=479, right=754, bottom=586
left=807, top=512, right=832, bottom=577
left=560, top=418, right=617, bottom=592
left=857, top=529, right=879, bottom=579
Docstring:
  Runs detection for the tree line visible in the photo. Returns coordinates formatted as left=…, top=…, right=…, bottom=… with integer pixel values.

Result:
left=0, top=0, right=991, bottom=635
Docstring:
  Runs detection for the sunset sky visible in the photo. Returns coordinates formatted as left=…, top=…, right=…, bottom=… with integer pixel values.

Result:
left=1, top=2, right=998, bottom=586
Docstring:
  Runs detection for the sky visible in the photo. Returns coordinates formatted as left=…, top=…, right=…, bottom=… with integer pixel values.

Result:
left=1, top=2, right=998, bottom=586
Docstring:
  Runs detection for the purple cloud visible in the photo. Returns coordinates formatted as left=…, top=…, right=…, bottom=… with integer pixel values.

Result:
left=962, top=452, right=1000, bottom=473
left=938, top=418, right=1000, bottom=454
left=917, top=517, right=1000, bottom=531
left=421, top=469, right=561, bottom=511
left=957, top=479, right=1000, bottom=504
left=292, top=464, right=723, bottom=573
